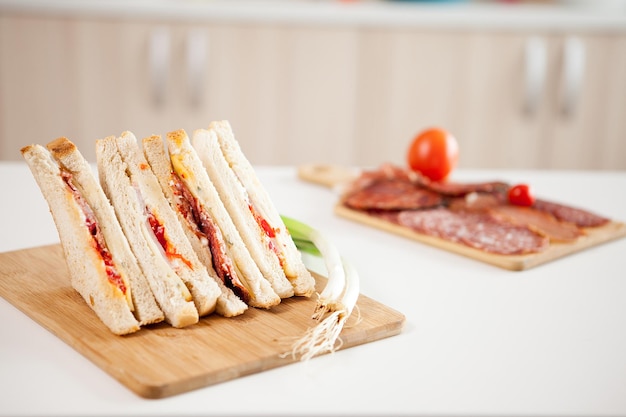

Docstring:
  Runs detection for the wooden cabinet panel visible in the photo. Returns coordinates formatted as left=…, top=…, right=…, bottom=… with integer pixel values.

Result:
left=0, top=15, right=80, bottom=159
left=353, top=28, right=626, bottom=170
left=275, top=25, right=359, bottom=166
left=353, top=29, right=553, bottom=169
left=354, top=29, right=472, bottom=167
left=201, top=24, right=359, bottom=166
left=0, top=15, right=359, bottom=165
left=456, top=32, right=549, bottom=169
left=71, top=19, right=155, bottom=153
left=0, top=13, right=624, bottom=169
left=0, top=15, right=162, bottom=161
left=546, top=33, right=626, bottom=170
left=600, top=35, right=626, bottom=170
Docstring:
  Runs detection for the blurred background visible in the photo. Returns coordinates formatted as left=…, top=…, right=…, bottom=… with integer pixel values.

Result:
left=0, top=0, right=625, bottom=169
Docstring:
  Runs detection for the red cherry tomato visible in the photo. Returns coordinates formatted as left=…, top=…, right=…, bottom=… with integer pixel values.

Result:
left=407, top=127, right=459, bottom=181
left=508, top=184, right=535, bottom=207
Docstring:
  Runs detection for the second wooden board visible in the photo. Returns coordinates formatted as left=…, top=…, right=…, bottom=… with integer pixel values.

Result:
left=335, top=204, right=626, bottom=271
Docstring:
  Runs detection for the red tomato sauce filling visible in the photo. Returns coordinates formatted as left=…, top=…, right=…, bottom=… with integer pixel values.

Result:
left=169, top=172, right=250, bottom=303
left=61, top=170, right=127, bottom=294
left=146, top=210, right=193, bottom=270
left=248, top=203, right=287, bottom=270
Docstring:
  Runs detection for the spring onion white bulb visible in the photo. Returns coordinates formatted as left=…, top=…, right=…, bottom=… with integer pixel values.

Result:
left=281, top=215, right=360, bottom=360
left=289, top=259, right=360, bottom=361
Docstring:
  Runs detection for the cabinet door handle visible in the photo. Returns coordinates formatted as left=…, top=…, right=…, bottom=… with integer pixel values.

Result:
left=186, top=29, right=208, bottom=108
left=523, top=36, right=547, bottom=115
left=149, top=26, right=170, bottom=107
left=560, top=36, right=585, bottom=117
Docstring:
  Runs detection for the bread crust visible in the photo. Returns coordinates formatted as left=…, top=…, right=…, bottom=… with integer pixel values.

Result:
left=192, top=128, right=294, bottom=298
left=21, top=143, right=141, bottom=335
left=166, top=129, right=281, bottom=309
left=115, top=132, right=220, bottom=317
left=208, top=121, right=315, bottom=297
left=96, top=136, right=199, bottom=328
left=47, top=137, right=164, bottom=327
left=142, top=135, right=248, bottom=317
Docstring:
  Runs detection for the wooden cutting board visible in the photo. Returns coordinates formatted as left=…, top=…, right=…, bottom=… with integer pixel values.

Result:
left=0, top=244, right=405, bottom=399
left=298, top=164, right=626, bottom=271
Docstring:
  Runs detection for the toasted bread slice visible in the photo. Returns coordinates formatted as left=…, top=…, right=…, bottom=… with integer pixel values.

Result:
left=46, top=137, right=164, bottom=327
left=142, top=134, right=248, bottom=317
left=114, top=132, right=221, bottom=317
left=97, top=135, right=199, bottom=328
left=166, top=129, right=281, bottom=309
left=208, top=121, right=315, bottom=296
left=192, top=128, right=295, bottom=298
left=22, top=142, right=141, bottom=335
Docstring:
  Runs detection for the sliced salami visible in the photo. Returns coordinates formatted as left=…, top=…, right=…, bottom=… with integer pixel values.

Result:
left=344, top=163, right=415, bottom=196
left=447, top=193, right=505, bottom=212
left=395, top=208, right=549, bottom=255
left=343, top=179, right=442, bottom=211
left=421, top=179, right=509, bottom=197
left=533, top=199, right=610, bottom=228
left=340, top=163, right=613, bottom=257
left=489, top=205, right=583, bottom=243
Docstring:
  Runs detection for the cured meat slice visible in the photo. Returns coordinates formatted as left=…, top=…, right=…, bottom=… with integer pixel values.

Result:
left=347, top=163, right=508, bottom=198
left=533, top=199, right=610, bottom=228
left=447, top=193, right=505, bottom=212
left=395, top=208, right=549, bottom=255
left=344, top=163, right=416, bottom=195
left=343, top=179, right=442, bottom=211
left=489, top=205, right=583, bottom=243
left=421, top=179, right=509, bottom=197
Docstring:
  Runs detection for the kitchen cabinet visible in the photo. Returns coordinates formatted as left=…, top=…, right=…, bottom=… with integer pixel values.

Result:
left=0, top=14, right=359, bottom=164
left=545, top=33, right=626, bottom=169
left=1, top=7, right=624, bottom=169
left=0, top=15, right=151, bottom=162
left=0, top=15, right=77, bottom=160
left=353, top=28, right=626, bottom=170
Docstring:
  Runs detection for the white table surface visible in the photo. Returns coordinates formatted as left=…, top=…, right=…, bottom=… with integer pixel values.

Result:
left=1, top=161, right=626, bottom=417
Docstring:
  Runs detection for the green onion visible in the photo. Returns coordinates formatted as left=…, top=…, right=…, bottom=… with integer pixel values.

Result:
left=281, top=215, right=360, bottom=361
left=291, top=238, right=320, bottom=257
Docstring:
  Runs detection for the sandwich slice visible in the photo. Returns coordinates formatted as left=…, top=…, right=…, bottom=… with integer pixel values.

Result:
left=114, top=132, right=221, bottom=319
left=142, top=135, right=248, bottom=317
left=97, top=133, right=217, bottom=328
left=161, top=129, right=281, bottom=309
left=202, top=121, right=316, bottom=297
left=191, top=127, right=295, bottom=299
left=21, top=138, right=164, bottom=335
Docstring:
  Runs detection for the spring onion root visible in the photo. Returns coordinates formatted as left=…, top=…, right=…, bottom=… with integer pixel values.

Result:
left=289, top=259, right=360, bottom=361
left=281, top=215, right=360, bottom=361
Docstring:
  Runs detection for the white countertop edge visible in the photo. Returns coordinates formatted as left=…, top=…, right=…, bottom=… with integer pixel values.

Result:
left=1, top=0, right=626, bottom=32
